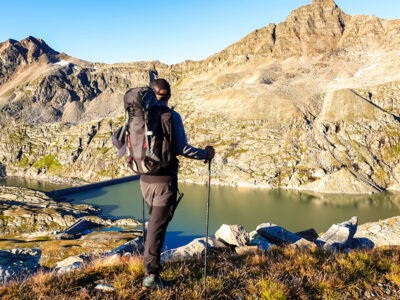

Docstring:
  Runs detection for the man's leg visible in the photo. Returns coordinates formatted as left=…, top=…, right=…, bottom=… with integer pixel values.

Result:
left=140, top=175, right=178, bottom=275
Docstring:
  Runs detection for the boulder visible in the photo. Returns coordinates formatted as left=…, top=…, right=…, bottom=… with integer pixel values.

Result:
left=354, top=216, right=400, bottom=247
left=0, top=248, right=41, bottom=283
left=295, top=228, right=319, bottom=242
left=316, top=216, right=358, bottom=250
left=215, top=224, right=249, bottom=247
left=248, top=231, right=274, bottom=251
left=56, top=219, right=98, bottom=240
left=56, top=262, right=83, bottom=276
left=235, top=246, right=259, bottom=255
left=108, top=237, right=144, bottom=256
left=256, top=223, right=303, bottom=245
left=161, top=237, right=226, bottom=262
left=55, top=255, right=84, bottom=269
left=291, top=238, right=318, bottom=250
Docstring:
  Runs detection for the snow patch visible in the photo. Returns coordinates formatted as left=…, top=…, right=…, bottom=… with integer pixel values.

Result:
left=334, top=78, right=344, bottom=81
left=55, top=60, right=71, bottom=66
left=246, top=78, right=255, bottom=84
left=354, top=64, right=380, bottom=78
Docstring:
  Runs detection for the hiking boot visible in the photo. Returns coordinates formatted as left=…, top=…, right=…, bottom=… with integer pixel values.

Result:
left=142, top=274, right=171, bottom=290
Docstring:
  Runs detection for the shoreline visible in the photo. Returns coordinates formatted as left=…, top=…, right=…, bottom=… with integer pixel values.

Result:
left=2, top=174, right=400, bottom=195
left=0, top=174, right=400, bottom=196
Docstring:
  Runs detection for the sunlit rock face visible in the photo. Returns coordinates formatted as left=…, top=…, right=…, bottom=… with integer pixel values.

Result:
left=1, top=0, right=400, bottom=193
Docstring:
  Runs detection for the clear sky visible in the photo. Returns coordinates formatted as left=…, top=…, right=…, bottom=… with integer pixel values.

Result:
left=1, top=0, right=399, bottom=65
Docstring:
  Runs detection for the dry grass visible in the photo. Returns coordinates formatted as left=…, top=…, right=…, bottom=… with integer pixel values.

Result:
left=0, top=247, right=399, bottom=299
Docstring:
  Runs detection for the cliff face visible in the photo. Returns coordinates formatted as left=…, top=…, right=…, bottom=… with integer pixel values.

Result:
left=1, top=0, right=400, bottom=193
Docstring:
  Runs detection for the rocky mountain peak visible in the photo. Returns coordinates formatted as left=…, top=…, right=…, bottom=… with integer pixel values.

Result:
left=311, top=0, right=337, bottom=7
left=272, top=0, right=349, bottom=58
left=18, top=36, right=59, bottom=59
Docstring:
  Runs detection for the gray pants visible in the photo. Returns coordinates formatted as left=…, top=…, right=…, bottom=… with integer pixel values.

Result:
left=140, top=174, right=178, bottom=275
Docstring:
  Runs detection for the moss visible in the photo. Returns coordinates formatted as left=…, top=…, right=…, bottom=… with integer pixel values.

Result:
left=96, top=169, right=114, bottom=178
left=62, top=144, right=75, bottom=151
left=382, top=142, right=400, bottom=163
left=96, top=147, right=112, bottom=154
left=0, top=215, right=11, bottom=221
left=17, top=155, right=31, bottom=168
left=33, top=155, right=63, bottom=174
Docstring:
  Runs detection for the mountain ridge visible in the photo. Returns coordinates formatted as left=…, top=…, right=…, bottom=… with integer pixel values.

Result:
left=0, top=0, right=400, bottom=194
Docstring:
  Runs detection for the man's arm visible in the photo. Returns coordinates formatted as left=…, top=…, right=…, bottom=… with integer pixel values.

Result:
left=172, top=111, right=208, bottom=160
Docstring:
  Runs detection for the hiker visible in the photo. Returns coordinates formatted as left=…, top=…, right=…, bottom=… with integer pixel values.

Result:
left=139, top=79, right=215, bottom=289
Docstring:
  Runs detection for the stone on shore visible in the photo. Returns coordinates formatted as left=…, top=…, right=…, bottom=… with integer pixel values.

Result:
left=316, top=216, right=358, bottom=250
left=295, top=228, right=319, bottom=242
left=161, top=237, right=226, bottom=262
left=108, top=237, right=144, bottom=256
left=256, top=223, right=302, bottom=245
left=249, top=231, right=274, bottom=251
left=56, top=219, right=98, bottom=240
left=0, top=248, right=41, bottom=283
left=215, top=224, right=249, bottom=247
left=354, top=216, right=400, bottom=247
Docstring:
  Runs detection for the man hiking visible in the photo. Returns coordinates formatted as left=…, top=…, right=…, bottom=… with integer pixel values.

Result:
left=140, top=78, right=215, bottom=289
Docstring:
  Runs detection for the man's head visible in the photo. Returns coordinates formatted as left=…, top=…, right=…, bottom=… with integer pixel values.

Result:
left=150, top=78, right=171, bottom=103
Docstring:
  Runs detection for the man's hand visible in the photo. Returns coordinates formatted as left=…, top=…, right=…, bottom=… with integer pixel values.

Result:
left=205, top=146, right=215, bottom=161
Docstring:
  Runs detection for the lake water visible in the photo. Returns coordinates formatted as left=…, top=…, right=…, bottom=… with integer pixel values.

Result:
left=64, top=180, right=400, bottom=249
left=0, top=176, right=72, bottom=192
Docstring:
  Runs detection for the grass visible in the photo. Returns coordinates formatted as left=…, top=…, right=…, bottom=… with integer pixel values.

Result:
left=0, top=247, right=399, bottom=299
left=32, top=155, right=63, bottom=174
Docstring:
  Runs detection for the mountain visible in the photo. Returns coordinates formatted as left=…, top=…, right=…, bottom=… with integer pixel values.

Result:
left=1, top=0, right=400, bottom=194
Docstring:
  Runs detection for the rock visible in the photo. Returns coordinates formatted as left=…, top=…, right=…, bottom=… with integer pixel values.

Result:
left=248, top=231, right=274, bottom=251
left=354, top=216, right=400, bottom=247
left=256, top=223, right=303, bottom=245
left=161, top=237, right=226, bottom=262
left=299, top=168, right=380, bottom=194
left=215, top=224, right=249, bottom=247
left=348, top=238, right=375, bottom=250
left=295, top=228, right=319, bottom=242
left=56, top=262, right=82, bottom=276
left=235, top=246, right=259, bottom=255
left=56, top=219, right=98, bottom=240
left=0, top=248, right=41, bottom=283
left=0, top=163, right=6, bottom=178
left=108, top=237, right=144, bottom=256
left=95, top=284, right=115, bottom=292
left=54, top=255, right=84, bottom=269
left=291, top=238, right=318, bottom=250
left=0, top=186, right=101, bottom=234
left=316, top=216, right=358, bottom=250
left=1, top=1, right=400, bottom=193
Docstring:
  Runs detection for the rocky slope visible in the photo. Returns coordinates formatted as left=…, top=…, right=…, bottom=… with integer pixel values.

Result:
left=0, top=186, right=140, bottom=234
left=1, top=0, right=400, bottom=193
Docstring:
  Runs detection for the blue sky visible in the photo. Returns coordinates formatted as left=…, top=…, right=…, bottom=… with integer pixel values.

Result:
left=1, top=0, right=399, bottom=65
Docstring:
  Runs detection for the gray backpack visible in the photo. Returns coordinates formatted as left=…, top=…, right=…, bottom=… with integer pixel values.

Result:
left=123, top=86, right=176, bottom=175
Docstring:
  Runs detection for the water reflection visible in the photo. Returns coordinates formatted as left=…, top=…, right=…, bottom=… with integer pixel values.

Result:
left=3, top=177, right=400, bottom=249
left=67, top=181, right=400, bottom=249
left=0, top=176, right=72, bottom=192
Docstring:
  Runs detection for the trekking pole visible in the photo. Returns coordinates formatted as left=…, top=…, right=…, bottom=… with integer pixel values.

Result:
left=203, top=159, right=212, bottom=298
left=142, top=197, right=146, bottom=243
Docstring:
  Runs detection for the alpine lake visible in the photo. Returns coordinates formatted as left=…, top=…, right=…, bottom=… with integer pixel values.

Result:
left=2, top=177, right=400, bottom=250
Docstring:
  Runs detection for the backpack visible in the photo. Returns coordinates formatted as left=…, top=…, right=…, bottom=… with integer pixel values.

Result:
left=123, top=86, right=176, bottom=175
